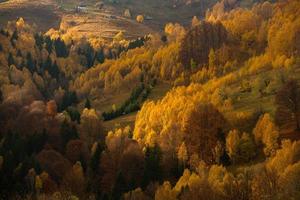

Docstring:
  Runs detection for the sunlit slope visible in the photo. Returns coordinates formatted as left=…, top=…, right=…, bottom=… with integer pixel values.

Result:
left=0, top=0, right=61, bottom=32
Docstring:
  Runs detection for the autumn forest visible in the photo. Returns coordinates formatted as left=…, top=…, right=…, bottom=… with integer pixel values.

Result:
left=0, top=0, right=300, bottom=199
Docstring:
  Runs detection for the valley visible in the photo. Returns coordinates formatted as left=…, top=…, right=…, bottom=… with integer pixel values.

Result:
left=0, top=0, right=300, bottom=199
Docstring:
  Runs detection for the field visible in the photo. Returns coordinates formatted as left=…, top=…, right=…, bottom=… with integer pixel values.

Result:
left=101, top=0, right=218, bottom=30
left=0, top=0, right=154, bottom=39
left=0, top=0, right=217, bottom=40
left=59, top=10, right=154, bottom=40
left=0, top=0, right=61, bottom=32
left=220, top=66, right=300, bottom=141
left=102, top=81, right=173, bottom=132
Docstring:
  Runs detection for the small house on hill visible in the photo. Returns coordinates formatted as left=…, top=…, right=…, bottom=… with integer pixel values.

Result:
left=76, top=2, right=88, bottom=13
left=145, top=16, right=153, bottom=20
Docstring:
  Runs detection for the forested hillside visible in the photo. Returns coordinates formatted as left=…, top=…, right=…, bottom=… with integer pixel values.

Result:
left=0, top=0, right=300, bottom=199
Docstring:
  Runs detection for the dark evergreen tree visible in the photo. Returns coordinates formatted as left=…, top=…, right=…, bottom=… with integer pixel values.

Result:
left=60, top=120, right=79, bottom=150
left=66, top=107, right=81, bottom=123
left=34, top=33, right=44, bottom=50
left=112, top=172, right=127, bottom=200
left=26, top=130, right=47, bottom=155
left=85, top=98, right=91, bottom=109
left=161, top=35, right=168, bottom=43
left=70, top=91, right=78, bottom=104
left=141, top=87, right=151, bottom=101
left=220, top=151, right=231, bottom=166
left=95, top=49, right=105, bottom=64
left=175, top=157, right=185, bottom=179
left=11, top=30, right=18, bottom=40
left=90, top=143, right=103, bottom=174
left=26, top=52, right=35, bottom=73
left=16, top=49, right=22, bottom=57
left=107, top=49, right=113, bottom=59
left=19, top=60, right=25, bottom=70
left=7, top=52, right=14, bottom=66
left=59, top=91, right=78, bottom=112
left=85, top=43, right=95, bottom=68
left=44, top=36, right=53, bottom=54
left=127, top=37, right=147, bottom=50
left=54, top=38, right=68, bottom=58
left=10, top=30, right=18, bottom=47
left=49, top=61, right=60, bottom=79
left=42, top=55, right=52, bottom=73
left=142, top=144, right=162, bottom=187
left=217, top=128, right=226, bottom=143
left=0, top=130, right=43, bottom=197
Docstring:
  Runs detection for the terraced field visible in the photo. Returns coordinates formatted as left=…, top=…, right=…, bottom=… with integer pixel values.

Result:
left=0, top=0, right=217, bottom=40
left=59, top=10, right=155, bottom=40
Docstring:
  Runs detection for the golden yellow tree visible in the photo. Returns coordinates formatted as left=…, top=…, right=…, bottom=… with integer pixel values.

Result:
left=178, top=142, right=188, bottom=167
left=136, top=15, right=144, bottom=23
left=62, top=161, right=85, bottom=197
left=253, top=113, right=279, bottom=156
left=226, top=129, right=240, bottom=164
left=155, top=181, right=177, bottom=200
left=191, top=16, right=200, bottom=27
left=80, top=108, right=103, bottom=146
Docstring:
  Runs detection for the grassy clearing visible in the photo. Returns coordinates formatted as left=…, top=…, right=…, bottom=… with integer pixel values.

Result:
left=219, top=65, right=300, bottom=136
left=102, top=81, right=172, bottom=132
left=148, top=81, right=173, bottom=101
left=93, top=91, right=131, bottom=113
left=103, top=112, right=137, bottom=133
